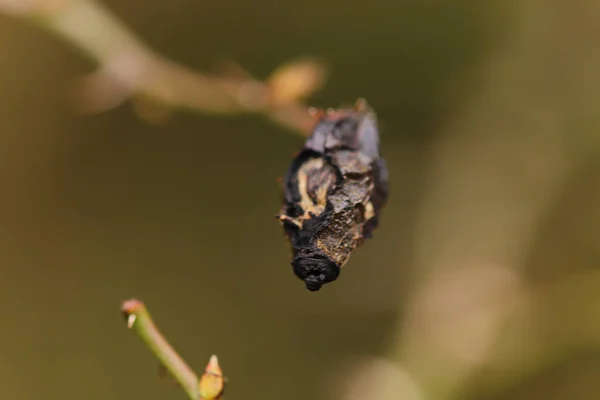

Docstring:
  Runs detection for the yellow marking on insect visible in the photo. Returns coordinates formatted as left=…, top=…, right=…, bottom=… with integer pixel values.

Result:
left=314, top=177, right=331, bottom=205
left=364, top=201, right=375, bottom=221
left=295, top=157, right=336, bottom=222
left=278, top=214, right=302, bottom=228
left=297, top=158, right=322, bottom=212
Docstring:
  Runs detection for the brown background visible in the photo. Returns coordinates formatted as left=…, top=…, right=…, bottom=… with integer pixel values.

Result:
left=1, top=1, right=599, bottom=400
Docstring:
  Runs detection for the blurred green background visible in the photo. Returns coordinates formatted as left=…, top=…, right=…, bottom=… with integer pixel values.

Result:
left=1, top=0, right=599, bottom=400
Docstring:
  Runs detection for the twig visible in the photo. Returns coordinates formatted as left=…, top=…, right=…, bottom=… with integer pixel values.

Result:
left=121, top=298, right=225, bottom=400
left=0, top=0, right=327, bottom=135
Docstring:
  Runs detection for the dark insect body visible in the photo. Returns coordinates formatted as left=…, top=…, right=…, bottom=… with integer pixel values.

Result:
left=276, top=99, right=389, bottom=292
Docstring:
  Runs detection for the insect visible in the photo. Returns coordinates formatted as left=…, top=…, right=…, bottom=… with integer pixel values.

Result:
left=276, top=99, right=389, bottom=292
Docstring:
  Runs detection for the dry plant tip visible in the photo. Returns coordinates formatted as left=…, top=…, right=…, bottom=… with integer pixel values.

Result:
left=267, top=57, right=327, bottom=105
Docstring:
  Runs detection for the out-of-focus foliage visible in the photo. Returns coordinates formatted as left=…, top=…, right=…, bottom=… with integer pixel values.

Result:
left=0, top=1, right=599, bottom=400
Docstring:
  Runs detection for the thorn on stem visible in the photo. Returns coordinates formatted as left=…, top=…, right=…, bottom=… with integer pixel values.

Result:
left=127, top=314, right=137, bottom=329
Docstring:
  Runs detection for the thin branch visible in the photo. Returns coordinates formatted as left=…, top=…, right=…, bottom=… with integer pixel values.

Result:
left=0, top=0, right=327, bottom=135
left=121, top=299, right=225, bottom=400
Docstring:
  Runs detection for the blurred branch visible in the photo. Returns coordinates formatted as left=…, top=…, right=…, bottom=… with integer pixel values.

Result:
left=121, top=299, right=225, bottom=400
left=463, top=270, right=600, bottom=397
left=0, top=0, right=327, bottom=135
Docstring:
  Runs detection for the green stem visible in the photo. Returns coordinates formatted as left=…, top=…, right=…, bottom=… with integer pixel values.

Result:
left=121, top=299, right=199, bottom=400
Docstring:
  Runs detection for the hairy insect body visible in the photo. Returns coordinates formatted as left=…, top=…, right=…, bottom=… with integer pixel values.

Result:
left=277, top=100, right=388, bottom=292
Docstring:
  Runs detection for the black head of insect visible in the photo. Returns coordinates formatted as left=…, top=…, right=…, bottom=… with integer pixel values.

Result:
left=276, top=99, right=389, bottom=292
